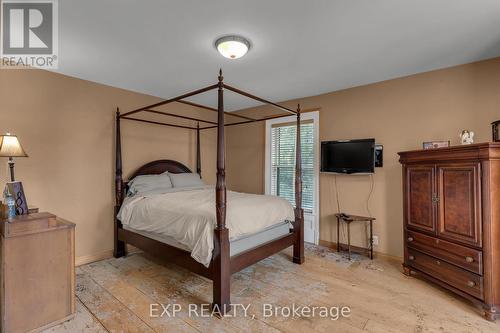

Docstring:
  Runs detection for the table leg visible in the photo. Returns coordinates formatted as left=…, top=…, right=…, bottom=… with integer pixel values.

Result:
left=336, top=217, right=340, bottom=253
left=347, top=222, right=351, bottom=260
left=370, top=220, right=373, bottom=260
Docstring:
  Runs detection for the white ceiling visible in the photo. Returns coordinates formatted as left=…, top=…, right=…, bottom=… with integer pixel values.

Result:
left=57, top=0, right=500, bottom=111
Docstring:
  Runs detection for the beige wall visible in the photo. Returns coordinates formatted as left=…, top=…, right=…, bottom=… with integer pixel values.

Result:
left=1, top=57, right=499, bottom=261
left=0, top=69, right=217, bottom=262
left=226, top=57, right=500, bottom=258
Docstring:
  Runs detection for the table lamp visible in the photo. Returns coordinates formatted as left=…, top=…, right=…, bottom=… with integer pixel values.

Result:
left=0, top=133, right=28, bottom=181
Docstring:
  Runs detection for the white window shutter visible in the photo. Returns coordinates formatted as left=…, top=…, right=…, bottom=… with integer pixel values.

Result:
left=270, top=122, right=314, bottom=212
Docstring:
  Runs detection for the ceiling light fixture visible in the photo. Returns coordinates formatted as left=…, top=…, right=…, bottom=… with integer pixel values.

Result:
left=215, top=35, right=250, bottom=59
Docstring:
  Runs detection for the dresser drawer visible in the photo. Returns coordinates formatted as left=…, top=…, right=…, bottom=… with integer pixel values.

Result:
left=407, top=249, right=483, bottom=300
left=406, top=230, right=482, bottom=275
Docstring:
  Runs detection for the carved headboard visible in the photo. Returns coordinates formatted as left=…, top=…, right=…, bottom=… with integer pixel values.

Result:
left=118, top=160, right=192, bottom=206
left=128, top=159, right=192, bottom=180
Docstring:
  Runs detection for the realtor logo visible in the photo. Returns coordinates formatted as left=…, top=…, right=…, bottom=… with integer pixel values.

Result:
left=1, top=0, right=58, bottom=69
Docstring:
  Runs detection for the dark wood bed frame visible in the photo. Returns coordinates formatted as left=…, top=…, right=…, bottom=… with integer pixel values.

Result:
left=114, top=70, right=304, bottom=314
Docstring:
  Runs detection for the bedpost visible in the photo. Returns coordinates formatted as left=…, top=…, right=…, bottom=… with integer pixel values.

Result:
left=293, top=104, right=305, bottom=264
left=196, top=122, right=201, bottom=177
left=114, top=108, right=126, bottom=258
left=212, top=69, right=231, bottom=315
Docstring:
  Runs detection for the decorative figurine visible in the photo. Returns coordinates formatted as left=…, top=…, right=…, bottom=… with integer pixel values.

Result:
left=460, top=130, right=474, bottom=145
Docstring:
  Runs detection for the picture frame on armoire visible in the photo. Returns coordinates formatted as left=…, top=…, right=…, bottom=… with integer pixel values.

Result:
left=423, top=141, right=450, bottom=150
left=493, top=120, right=500, bottom=142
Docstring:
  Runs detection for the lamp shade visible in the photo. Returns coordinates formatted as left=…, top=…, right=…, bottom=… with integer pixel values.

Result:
left=0, top=133, right=28, bottom=157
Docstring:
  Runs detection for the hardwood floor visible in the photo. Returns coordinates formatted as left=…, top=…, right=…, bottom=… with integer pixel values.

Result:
left=44, top=244, right=500, bottom=333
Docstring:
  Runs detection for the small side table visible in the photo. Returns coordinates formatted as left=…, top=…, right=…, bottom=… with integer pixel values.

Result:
left=335, top=213, right=376, bottom=260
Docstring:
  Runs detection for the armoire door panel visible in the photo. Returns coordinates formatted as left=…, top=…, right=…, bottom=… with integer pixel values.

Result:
left=437, top=163, right=481, bottom=248
left=406, top=166, right=436, bottom=233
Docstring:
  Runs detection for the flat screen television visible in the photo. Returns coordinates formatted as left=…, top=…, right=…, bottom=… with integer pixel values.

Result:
left=321, top=139, right=375, bottom=174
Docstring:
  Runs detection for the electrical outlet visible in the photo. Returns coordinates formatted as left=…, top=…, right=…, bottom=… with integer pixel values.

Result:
left=372, top=235, right=379, bottom=246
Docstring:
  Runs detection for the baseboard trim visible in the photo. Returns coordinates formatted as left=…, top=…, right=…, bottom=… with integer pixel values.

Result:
left=28, top=313, right=76, bottom=333
left=319, top=240, right=403, bottom=261
left=75, top=250, right=113, bottom=266
left=75, top=245, right=141, bottom=266
left=76, top=241, right=402, bottom=267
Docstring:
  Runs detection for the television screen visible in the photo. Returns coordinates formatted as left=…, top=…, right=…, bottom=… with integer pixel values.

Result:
left=321, top=139, right=375, bottom=174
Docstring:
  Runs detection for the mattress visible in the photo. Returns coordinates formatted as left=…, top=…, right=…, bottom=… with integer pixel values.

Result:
left=117, top=185, right=295, bottom=267
left=123, top=221, right=291, bottom=257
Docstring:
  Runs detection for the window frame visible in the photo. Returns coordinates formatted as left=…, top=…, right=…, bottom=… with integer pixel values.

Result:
left=265, top=111, right=320, bottom=244
left=270, top=120, right=315, bottom=212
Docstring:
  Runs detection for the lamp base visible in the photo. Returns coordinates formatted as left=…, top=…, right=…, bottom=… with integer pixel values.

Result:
left=7, top=157, right=15, bottom=182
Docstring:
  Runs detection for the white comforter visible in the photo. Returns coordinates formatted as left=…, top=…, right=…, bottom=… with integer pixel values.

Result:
left=117, top=186, right=294, bottom=267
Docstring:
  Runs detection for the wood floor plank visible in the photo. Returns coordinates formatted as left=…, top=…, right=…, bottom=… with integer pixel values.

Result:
left=111, top=257, right=281, bottom=332
left=122, top=253, right=364, bottom=333
left=239, top=254, right=418, bottom=331
left=53, top=245, right=499, bottom=333
left=260, top=248, right=495, bottom=332
left=102, top=258, right=242, bottom=333
left=117, top=254, right=305, bottom=330
left=291, top=246, right=500, bottom=332
left=41, top=299, right=108, bottom=333
left=112, top=250, right=500, bottom=333
left=80, top=262, right=199, bottom=333
left=76, top=268, right=156, bottom=333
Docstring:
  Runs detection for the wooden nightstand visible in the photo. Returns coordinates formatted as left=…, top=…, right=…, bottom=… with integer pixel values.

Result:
left=0, top=212, right=75, bottom=333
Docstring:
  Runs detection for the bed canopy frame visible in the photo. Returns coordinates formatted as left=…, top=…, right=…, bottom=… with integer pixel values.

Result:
left=114, top=70, right=304, bottom=313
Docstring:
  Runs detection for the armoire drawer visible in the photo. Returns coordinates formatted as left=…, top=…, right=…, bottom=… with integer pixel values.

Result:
left=406, top=230, right=482, bottom=275
left=407, top=249, right=483, bottom=300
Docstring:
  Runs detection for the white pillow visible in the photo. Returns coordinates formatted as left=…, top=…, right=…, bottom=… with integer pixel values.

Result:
left=169, top=173, right=205, bottom=188
left=127, top=173, right=173, bottom=196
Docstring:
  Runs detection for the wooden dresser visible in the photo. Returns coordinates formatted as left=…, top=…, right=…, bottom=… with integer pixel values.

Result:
left=0, top=212, right=75, bottom=332
left=399, top=143, right=500, bottom=321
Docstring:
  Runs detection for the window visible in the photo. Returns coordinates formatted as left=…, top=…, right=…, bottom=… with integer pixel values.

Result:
left=265, top=111, right=319, bottom=244
left=270, top=121, right=314, bottom=212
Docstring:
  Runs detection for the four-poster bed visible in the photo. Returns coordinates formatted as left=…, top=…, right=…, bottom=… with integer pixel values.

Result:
left=114, top=70, right=304, bottom=313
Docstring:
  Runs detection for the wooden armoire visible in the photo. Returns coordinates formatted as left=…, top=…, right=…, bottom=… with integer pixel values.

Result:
left=399, top=143, right=500, bottom=321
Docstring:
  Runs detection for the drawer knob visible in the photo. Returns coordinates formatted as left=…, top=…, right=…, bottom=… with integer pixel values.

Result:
left=465, top=256, right=474, bottom=263
left=408, top=255, right=415, bottom=261
left=436, top=260, right=441, bottom=265
left=407, top=237, right=414, bottom=242
left=467, top=281, right=476, bottom=288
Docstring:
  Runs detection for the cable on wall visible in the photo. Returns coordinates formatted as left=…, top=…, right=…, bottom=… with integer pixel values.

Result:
left=332, top=174, right=348, bottom=247
left=334, top=174, right=341, bottom=213
left=366, top=174, right=374, bottom=218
